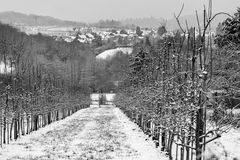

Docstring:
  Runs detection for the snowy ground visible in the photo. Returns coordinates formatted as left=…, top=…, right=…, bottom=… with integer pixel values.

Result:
left=90, top=93, right=116, bottom=106
left=90, top=93, right=116, bottom=102
left=205, top=128, right=240, bottom=160
left=204, top=109, right=240, bottom=159
left=96, top=47, right=133, bottom=59
left=0, top=105, right=168, bottom=160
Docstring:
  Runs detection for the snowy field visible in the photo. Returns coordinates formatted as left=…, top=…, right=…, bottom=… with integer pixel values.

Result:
left=1, top=97, right=239, bottom=160
left=205, top=128, right=240, bottom=160
left=96, top=47, right=133, bottom=59
left=90, top=93, right=116, bottom=101
left=0, top=105, right=168, bottom=160
left=90, top=93, right=116, bottom=106
left=0, top=61, right=14, bottom=74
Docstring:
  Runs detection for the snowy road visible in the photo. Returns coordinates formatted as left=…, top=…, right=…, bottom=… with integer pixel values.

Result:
left=0, top=105, right=168, bottom=160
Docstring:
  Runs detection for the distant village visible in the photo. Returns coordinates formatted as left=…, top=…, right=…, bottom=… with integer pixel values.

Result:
left=14, top=24, right=150, bottom=44
left=13, top=23, right=216, bottom=48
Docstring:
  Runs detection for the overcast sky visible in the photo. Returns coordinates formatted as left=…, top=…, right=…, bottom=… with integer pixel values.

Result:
left=0, top=0, right=238, bottom=22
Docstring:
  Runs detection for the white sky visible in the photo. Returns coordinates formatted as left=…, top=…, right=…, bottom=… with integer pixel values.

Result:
left=0, top=0, right=238, bottom=22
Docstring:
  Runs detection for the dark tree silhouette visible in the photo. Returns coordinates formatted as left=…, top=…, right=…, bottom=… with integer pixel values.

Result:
left=215, top=7, right=240, bottom=47
left=157, top=25, right=167, bottom=36
left=136, top=26, right=143, bottom=36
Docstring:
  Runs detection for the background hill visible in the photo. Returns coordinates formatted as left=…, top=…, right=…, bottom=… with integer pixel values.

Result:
left=121, top=17, right=165, bottom=29
left=121, top=13, right=231, bottom=31
left=165, top=13, right=231, bottom=31
left=0, top=11, right=86, bottom=26
left=0, top=11, right=231, bottom=31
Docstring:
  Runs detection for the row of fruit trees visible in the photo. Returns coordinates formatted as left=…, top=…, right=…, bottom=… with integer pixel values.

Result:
left=115, top=2, right=240, bottom=160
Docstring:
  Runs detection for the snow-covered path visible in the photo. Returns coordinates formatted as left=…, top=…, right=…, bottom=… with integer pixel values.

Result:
left=0, top=105, right=168, bottom=160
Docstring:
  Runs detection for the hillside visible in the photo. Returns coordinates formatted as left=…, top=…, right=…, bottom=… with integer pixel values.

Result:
left=166, top=13, right=231, bottom=31
left=0, top=11, right=232, bottom=31
left=0, top=11, right=86, bottom=26
left=121, top=17, right=165, bottom=29
left=121, top=13, right=231, bottom=31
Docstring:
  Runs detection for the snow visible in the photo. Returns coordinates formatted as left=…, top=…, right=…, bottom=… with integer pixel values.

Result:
left=0, top=61, right=14, bottom=74
left=47, top=27, right=73, bottom=32
left=90, top=93, right=115, bottom=102
left=119, top=34, right=128, bottom=37
left=64, top=37, right=73, bottom=42
left=90, top=93, right=100, bottom=106
left=0, top=105, right=168, bottom=160
left=78, top=34, right=87, bottom=39
left=96, top=47, right=133, bottom=59
left=90, top=93, right=116, bottom=106
left=105, top=93, right=116, bottom=102
left=2, top=92, right=239, bottom=160
left=169, top=119, right=240, bottom=160
left=115, top=107, right=168, bottom=160
left=205, top=128, right=240, bottom=160
left=78, top=39, right=86, bottom=43
left=86, top=33, right=94, bottom=39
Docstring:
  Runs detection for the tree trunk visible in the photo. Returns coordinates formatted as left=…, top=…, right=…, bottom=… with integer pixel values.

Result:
left=48, top=112, right=51, bottom=124
left=14, top=117, right=18, bottom=140
left=161, top=128, right=166, bottom=151
left=3, top=117, right=6, bottom=144
left=0, top=108, right=2, bottom=147
left=10, top=118, right=14, bottom=140
left=33, top=115, right=38, bottom=131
